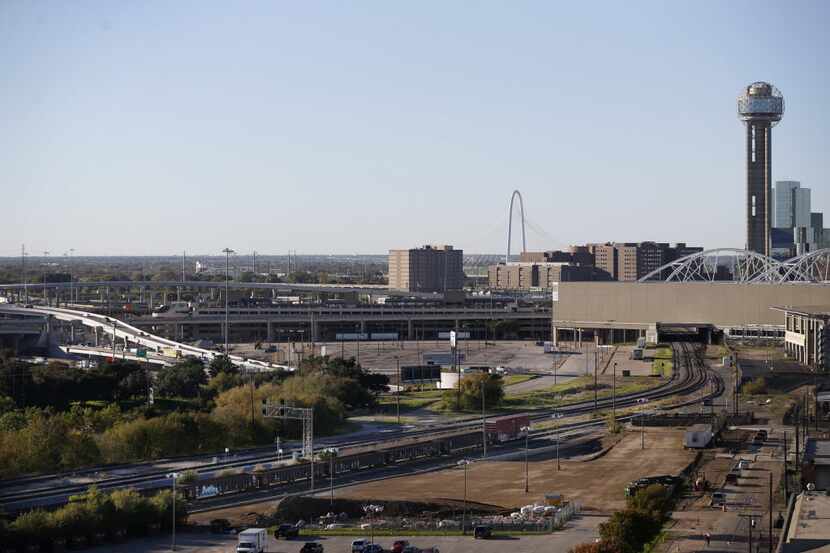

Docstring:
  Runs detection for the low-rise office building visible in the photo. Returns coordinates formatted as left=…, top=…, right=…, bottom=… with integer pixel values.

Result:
left=776, top=306, right=830, bottom=372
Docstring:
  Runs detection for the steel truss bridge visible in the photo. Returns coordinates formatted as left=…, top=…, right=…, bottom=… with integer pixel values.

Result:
left=638, top=248, right=830, bottom=284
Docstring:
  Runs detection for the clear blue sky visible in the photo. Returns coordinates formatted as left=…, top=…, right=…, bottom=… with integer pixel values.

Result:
left=2, top=1, right=829, bottom=256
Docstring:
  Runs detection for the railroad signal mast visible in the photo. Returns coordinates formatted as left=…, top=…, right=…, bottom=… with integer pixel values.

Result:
left=261, top=399, right=313, bottom=459
left=262, top=399, right=315, bottom=491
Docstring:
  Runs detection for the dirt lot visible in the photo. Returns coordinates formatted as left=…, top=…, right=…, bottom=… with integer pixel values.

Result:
left=338, top=428, right=695, bottom=514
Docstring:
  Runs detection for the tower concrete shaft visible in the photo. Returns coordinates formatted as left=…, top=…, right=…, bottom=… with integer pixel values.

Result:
left=745, top=120, right=772, bottom=256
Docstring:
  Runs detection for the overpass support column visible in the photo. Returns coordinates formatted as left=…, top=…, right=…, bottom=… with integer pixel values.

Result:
left=552, top=326, right=558, bottom=348
left=267, top=321, right=274, bottom=341
left=455, top=319, right=460, bottom=330
left=311, top=319, right=319, bottom=343
left=94, top=327, right=101, bottom=347
left=360, top=320, right=366, bottom=334
left=407, top=320, right=414, bottom=341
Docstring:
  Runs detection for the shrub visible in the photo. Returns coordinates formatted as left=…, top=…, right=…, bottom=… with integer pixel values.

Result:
left=742, top=377, right=767, bottom=395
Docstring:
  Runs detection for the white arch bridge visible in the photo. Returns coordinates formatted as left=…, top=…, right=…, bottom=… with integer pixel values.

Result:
left=638, top=248, right=830, bottom=284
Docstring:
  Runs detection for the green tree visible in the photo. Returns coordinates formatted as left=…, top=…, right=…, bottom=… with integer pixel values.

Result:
left=628, top=484, right=671, bottom=519
left=209, top=355, right=238, bottom=377
left=155, top=361, right=206, bottom=398
left=598, top=509, right=662, bottom=553
left=443, top=372, right=504, bottom=411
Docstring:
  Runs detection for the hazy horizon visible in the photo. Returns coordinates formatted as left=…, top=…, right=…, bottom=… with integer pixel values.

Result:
left=3, top=1, right=829, bottom=256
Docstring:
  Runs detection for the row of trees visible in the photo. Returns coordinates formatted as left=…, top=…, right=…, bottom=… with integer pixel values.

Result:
left=1, top=486, right=185, bottom=549
left=0, top=354, right=389, bottom=477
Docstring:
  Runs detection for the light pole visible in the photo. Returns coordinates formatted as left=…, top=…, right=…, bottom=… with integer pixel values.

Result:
left=324, top=447, right=339, bottom=506
left=612, top=362, right=617, bottom=421
left=395, top=355, right=401, bottom=425
left=457, top=459, right=471, bottom=534
left=551, top=413, right=563, bottom=470
left=166, top=472, right=179, bottom=551
left=637, top=398, right=649, bottom=449
left=363, top=504, right=384, bottom=545
left=481, top=379, right=487, bottom=458
left=521, top=425, right=531, bottom=493
left=42, top=251, right=49, bottom=304
left=222, top=248, right=235, bottom=354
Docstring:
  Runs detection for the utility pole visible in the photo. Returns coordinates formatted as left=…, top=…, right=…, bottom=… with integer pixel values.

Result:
left=67, top=248, right=75, bottom=304
left=41, top=251, right=49, bottom=304
left=481, top=379, right=487, bottom=458
left=612, top=362, right=617, bottom=421
left=222, top=248, right=234, bottom=354
left=396, top=356, right=401, bottom=425
left=452, top=330, right=459, bottom=411
left=769, top=471, right=773, bottom=553
left=21, top=244, right=27, bottom=304
left=593, top=349, right=598, bottom=412
left=782, top=432, right=790, bottom=503
left=523, top=426, right=530, bottom=493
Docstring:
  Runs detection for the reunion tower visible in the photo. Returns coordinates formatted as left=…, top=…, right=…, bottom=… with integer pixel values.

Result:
left=738, top=81, right=784, bottom=257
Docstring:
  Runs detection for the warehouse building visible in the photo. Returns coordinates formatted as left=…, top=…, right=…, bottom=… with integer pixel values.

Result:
left=551, top=281, right=830, bottom=345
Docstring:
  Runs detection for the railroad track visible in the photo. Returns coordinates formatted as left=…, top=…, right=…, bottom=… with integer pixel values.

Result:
left=0, top=342, right=722, bottom=512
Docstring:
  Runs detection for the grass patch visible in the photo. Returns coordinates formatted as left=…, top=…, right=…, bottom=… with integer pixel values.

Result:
left=501, top=377, right=657, bottom=411
left=297, top=528, right=549, bottom=537
left=652, top=359, right=673, bottom=377
left=503, top=374, right=537, bottom=387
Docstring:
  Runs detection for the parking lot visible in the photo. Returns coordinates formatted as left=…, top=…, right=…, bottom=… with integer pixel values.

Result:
left=103, top=515, right=604, bottom=553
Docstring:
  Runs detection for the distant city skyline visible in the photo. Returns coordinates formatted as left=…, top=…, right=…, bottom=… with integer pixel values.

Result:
left=2, top=1, right=829, bottom=256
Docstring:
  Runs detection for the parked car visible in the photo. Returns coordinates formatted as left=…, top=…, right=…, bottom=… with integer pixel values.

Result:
left=392, top=540, right=410, bottom=553
left=363, top=544, right=383, bottom=553
left=725, top=472, right=739, bottom=484
left=275, top=524, right=299, bottom=539
left=351, top=539, right=370, bottom=553
left=209, top=518, right=232, bottom=534
left=738, top=459, right=750, bottom=470
left=473, top=525, right=492, bottom=539
left=711, top=491, right=727, bottom=506
left=300, top=543, right=324, bottom=553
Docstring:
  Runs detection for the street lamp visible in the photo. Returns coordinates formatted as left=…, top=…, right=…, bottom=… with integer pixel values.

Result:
left=395, top=355, right=401, bottom=425
left=481, top=379, right=487, bottom=458
left=551, top=413, right=563, bottom=471
left=457, top=459, right=471, bottom=534
left=324, top=447, right=339, bottom=506
left=222, top=248, right=235, bottom=354
left=42, top=251, right=49, bottom=304
left=612, top=362, right=617, bottom=421
left=363, top=504, right=384, bottom=544
left=637, top=398, right=649, bottom=449
left=521, top=425, right=531, bottom=493
left=166, top=472, right=179, bottom=551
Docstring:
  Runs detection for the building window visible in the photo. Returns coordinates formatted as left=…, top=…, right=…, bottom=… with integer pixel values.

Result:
left=752, top=195, right=756, bottom=217
left=751, top=125, right=756, bottom=162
